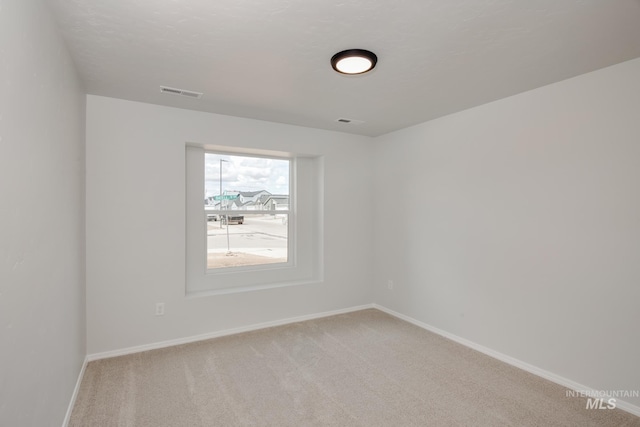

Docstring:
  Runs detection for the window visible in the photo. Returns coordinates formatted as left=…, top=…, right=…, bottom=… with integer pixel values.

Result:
left=204, top=153, right=291, bottom=270
left=186, top=145, right=322, bottom=295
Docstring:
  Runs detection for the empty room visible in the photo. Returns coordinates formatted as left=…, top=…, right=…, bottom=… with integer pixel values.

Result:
left=2, top=0, right=640, bottom=426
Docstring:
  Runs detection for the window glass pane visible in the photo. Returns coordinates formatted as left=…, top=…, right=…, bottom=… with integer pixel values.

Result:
left=204, top=152, right=290, bottom=270
left=205, top=153, right=289, bottom=209
left=207, top=213, right=288, bottom=269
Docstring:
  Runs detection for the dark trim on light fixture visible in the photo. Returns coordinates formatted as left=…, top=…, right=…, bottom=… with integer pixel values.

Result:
left=331, top=49, right=377, bottom=75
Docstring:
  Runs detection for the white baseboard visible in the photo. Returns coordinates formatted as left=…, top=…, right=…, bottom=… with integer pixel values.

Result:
left=62, top=355, right=88, bottom=427
left=373, top=304, right=640, bottom=418
left=87, top=304, right=375, bottom=362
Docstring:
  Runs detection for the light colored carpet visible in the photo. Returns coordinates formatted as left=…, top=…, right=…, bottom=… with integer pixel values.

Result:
left=70, top=309, right=640, bottom=426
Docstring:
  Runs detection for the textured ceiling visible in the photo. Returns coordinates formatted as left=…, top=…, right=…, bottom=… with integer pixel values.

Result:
left=45, top=0, right=640, bottom=136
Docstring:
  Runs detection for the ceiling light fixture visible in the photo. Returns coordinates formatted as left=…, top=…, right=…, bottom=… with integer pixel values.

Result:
left=331, top=49, right=377, bottom=75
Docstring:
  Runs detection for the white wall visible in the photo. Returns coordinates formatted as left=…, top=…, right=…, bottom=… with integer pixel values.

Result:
left=85, top=96, right=374, bottom=354
left=373, top=58, right=640, bottom=406
left=0, top=0, right=86, bottom=425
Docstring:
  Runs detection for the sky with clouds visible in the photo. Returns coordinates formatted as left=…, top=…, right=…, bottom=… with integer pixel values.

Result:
left=204, top=153, right=290, bottom=198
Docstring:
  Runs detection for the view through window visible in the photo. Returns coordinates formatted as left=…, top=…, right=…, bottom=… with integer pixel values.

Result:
left=204, top=152, right=290, bottom=270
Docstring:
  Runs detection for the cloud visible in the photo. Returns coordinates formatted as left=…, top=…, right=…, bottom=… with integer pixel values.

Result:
left=204, top=153, right=289, bottom=197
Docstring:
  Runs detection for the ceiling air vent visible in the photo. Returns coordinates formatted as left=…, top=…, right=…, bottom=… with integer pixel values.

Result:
left=160, top=86, right=203, bottom=99
left=336, top=118, right=365, bottom=125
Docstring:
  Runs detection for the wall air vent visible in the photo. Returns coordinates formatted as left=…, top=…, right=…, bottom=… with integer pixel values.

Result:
left=160, top=86, right=203, bottom=99
left=336, top=118, right=365, bottom=125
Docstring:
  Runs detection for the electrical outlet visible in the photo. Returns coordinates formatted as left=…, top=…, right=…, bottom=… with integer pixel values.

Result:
left=155, top=303, right=165, bottom=316
left=387, top=280, right=394, bottom=290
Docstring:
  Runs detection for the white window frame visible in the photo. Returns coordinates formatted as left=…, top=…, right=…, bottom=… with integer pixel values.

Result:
left=186, top=144, right=323, bottom=296
left=203, top=151, right=294, bottom=272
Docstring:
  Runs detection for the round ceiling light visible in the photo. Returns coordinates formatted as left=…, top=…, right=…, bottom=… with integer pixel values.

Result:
left=331, top=49, right=378, bottom=75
